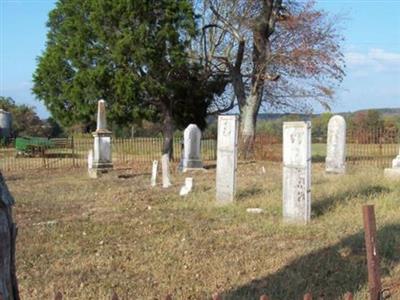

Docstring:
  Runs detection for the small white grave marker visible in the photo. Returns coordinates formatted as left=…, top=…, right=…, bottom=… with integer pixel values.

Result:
left=179, top=177, right=194, bottom=196
left=151, top=160, right=158, bottom=187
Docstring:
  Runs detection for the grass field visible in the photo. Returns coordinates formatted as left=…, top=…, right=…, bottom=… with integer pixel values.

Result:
left=6, top=162, right=400, bottom=299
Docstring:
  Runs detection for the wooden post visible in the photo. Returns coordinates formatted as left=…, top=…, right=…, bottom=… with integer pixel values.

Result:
left=363, top=205, right=382, bottom=300
left=303, top=293, right=312, bottom=300
left=71, top=136, right=76, bottom=168
left=212, top=293, right=222, bottom=300
left=344, top=292, right=353, bottom=300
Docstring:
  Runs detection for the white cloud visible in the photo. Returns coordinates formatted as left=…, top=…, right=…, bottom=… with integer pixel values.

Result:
left=345, top=48, right=400, bottom=72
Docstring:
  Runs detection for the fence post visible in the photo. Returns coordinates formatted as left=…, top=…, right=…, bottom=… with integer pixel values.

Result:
left=72, top=136, right=76, bottom=168
left=362, top=205, right=382, bottom=300
left=344, top=292, right=353, bottom=300
left=303, top=293, right=312, bottom=300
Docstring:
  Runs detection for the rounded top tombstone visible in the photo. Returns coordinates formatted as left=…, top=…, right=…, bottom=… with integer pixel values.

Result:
left=328, top=115, right=346, bottom=129
left=326, top=115, right=346, bottom=174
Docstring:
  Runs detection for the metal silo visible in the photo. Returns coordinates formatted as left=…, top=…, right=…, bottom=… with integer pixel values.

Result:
left=0, top=109, right=12, bottom=140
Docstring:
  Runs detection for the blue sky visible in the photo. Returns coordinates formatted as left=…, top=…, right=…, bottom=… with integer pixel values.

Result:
left=0, top=0, right=399, bottom=118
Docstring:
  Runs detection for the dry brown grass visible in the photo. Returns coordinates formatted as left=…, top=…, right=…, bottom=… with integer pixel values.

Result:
left=5, top=162, right=400, bottom=299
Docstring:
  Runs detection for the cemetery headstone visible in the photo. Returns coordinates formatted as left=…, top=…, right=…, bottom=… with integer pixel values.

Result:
left=182, top=124, right=203, bottom=171
left=216, top=115, right=239, bottom=203
left=384, top=147, right=400, bottom=179
left=91, top=100, right=113, bottom=177
left=179, top=177, right=194, bottom=196
left=282, top=121, right=311, bottom=224
left=162, top=154, right=172, bottom=188
left=87, top=150, right=97, bottom=178
left=151, top=160, right=158, bottom=187
left=326, top=115, right=346, bottom=174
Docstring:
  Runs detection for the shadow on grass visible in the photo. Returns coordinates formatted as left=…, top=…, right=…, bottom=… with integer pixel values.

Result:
left=204, top=164, right=217, bottom=170
left=219, top=223, right=400, bottom=300
left=312, top=155, right=325, bottom=163
left=236, top=187, right=264, bottom=201
left=312, top=185, right=391, bottom=217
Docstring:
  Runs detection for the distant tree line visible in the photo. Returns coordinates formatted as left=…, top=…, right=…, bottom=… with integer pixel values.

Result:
left=0, top=96, right=64, bottom=141
left=255, top=109, right=400, bottom=142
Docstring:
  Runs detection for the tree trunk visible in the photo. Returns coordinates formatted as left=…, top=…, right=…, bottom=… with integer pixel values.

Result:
left=161, top=104, right=174, bottom=159
left=0, top=172, right=19, bottom=300
left=240, top=93, right=262, bottom=159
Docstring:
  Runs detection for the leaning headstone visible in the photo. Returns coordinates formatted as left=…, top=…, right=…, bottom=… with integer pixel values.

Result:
left=91, top=100, right=113, bottom=177
left=384, top=147, right=400, bottom=179
left=216, top=115, right=239, bottom=203
left=87, top=150, right=98, bottom=178
left=182, top=124, right=203, bottom=171
left=179, top=177, right=194, bottom=196
left=151, top=160, right=158, bottom=187
left=0, top=172, right=20, bottom=299
left=326, top=115, right=346, bottom=174
left=161, top=154, right=172, bottom=188
left=282, top=121, right=311, bottom=224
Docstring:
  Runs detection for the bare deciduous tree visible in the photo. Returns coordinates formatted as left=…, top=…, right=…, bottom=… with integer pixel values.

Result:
left=197, top=0, right=345, bottom=158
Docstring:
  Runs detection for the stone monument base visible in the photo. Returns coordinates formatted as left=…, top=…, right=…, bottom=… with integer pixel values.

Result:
left=88, top=168, right=112, bottom=179
left=183, top=167, right=207, bottom=173
left=182, top=160, right=203, bottom=169
left=384, top=168, right=400, bottom=179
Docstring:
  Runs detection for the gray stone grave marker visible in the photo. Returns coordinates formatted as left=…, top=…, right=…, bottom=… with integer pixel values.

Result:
left=326, top=115, right=346, bottom=174
left=91, top=100, right=113, bottom=176
left=216, top=115, right=239, bottom=203
left=182, top=124, right=203, bottom=171
left=282, top=121, right=311, bottom=224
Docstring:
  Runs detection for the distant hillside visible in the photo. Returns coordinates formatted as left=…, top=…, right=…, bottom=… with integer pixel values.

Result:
left=351, top=108, right=400, bottom=117
left=257, top=107, right=400, bottom=120
left=206, top=107, right=400, bottom=125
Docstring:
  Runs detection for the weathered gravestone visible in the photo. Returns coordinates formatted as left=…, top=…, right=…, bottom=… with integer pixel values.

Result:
left=384, top=147, right=400, bottom=179
left=179, top=177, right=194, bottom=196
left=0, top=172, right=19, bottom=299
left=182, top=124, right=203, bottom=171
left=216, top=115, right=239, bottom=203
left=326, top=115, right=346, bottom=174
left=283, top=121, right=311, bottom=224
left=87, top=150, right=93, bottom=169
left=151, top=160, right=158, bottom=187
left=162, top=154, right=172, bottom=188
left=91, top=100, right=113, bottom=177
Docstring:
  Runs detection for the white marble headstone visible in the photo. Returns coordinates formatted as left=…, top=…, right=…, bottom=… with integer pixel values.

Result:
left=96, top=99, right=107, bottom=132
left=179, top=177, right=194, bottom=196
left=326, top=115, right=346, bottom=174
left=182, top=124, right=203, bottom=170
left=151, top=160, right=158, bottom=187
left=384, top=146, right=400, bottom=179
left=216, top=115, right=239, bottom=203
left=92, top=99, right=113, bottom=171
left=88, top=150, right=93, bottom=169
left=161, top=154, right=172, bottom=188
left=282, top=121, right=311, bottom=224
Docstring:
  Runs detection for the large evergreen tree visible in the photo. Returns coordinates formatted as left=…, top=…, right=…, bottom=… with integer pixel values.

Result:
left=33, top=0, right=226, bottom=155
